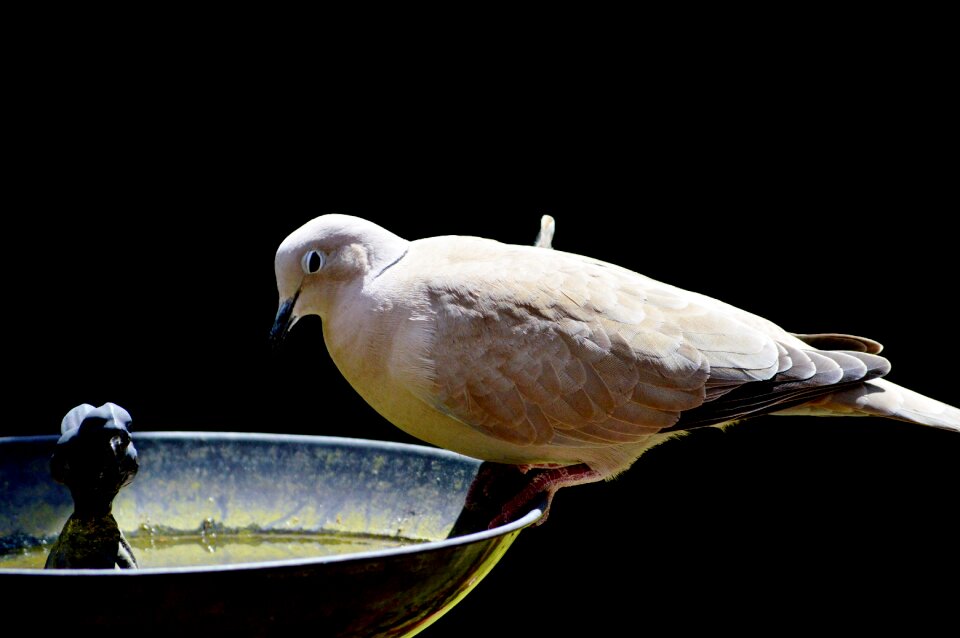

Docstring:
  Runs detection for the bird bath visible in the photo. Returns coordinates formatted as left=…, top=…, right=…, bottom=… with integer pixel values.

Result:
left=0, top=432, right=541, bottom=635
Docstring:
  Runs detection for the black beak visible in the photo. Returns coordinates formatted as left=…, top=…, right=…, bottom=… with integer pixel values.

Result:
left=270, top=293, right=299, bottom=346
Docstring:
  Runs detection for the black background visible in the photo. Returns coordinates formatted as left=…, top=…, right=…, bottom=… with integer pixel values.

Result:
left=5, top=38, right=957, bottom=635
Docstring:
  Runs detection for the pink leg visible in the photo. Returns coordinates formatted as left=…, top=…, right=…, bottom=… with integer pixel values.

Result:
left=448, top=462, right=602, bottom=536
left=488, top=463, right=601, bottom=529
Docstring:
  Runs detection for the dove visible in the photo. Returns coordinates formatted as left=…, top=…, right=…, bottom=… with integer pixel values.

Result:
left=270, top=214, right=960, bottom=528
left=45, top=402, right=139, bottom=569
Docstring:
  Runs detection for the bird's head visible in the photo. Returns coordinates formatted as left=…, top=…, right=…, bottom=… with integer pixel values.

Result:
left=270, top=214, right=409, bottom=344
left=50, top=402, right=138, bottom=512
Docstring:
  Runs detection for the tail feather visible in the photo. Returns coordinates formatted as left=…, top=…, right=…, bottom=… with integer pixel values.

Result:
left=787, top=378, right=960, bottom=433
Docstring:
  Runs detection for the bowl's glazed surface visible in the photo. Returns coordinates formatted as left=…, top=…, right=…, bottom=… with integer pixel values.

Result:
left=0, top=432, right=540, bottom=636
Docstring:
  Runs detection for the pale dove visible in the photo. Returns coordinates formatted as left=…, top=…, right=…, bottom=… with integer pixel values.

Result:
left=271, top=214, right=960, bottom=528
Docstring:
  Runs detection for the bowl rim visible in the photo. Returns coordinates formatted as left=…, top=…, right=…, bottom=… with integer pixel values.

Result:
left=0, top=431, right=543, bottom=577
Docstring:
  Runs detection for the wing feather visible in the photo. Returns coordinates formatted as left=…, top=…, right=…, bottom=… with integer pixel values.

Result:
left=400, top=239, right=892, bottom=450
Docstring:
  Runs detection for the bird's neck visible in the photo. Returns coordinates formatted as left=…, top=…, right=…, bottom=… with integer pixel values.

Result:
left=323, top=299, right=391, bottom=380
left=322, top=277, right=422, bottom=394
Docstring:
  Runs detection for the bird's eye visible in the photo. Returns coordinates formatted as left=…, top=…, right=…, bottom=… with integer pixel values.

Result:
left=301, top=250, right=325, bottom=274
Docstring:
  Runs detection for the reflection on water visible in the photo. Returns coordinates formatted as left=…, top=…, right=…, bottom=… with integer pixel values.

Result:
left=1, top=530, right=424, bottom=570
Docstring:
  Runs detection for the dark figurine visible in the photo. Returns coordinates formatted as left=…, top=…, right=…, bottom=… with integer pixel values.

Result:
left=44, top=402, right=139, bottom=569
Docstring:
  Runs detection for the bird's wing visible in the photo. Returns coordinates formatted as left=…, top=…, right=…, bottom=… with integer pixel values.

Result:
left=403, top=240, right=886, bottom=452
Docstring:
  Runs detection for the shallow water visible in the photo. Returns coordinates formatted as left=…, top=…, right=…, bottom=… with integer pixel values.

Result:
left=0, top=530, right=423, bottom=570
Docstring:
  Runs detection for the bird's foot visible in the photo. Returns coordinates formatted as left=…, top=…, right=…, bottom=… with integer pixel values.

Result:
left=447, top=462, right=600, bottom=537
left=488, top=463, right=600, bottom=528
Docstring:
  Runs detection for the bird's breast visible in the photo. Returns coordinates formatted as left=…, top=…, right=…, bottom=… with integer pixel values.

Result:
left=321, top=293, right=560, bottom=463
